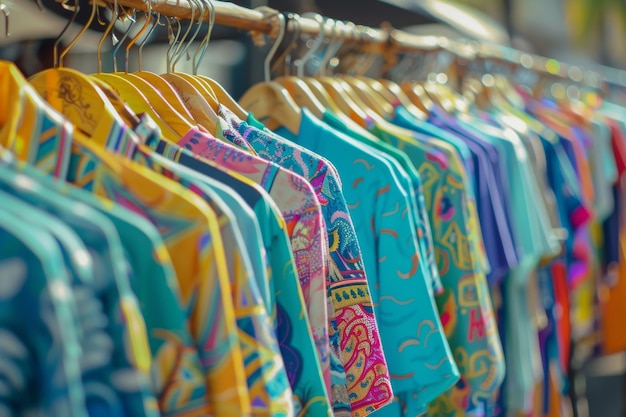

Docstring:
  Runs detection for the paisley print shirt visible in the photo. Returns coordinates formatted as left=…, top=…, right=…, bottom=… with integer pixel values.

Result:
left=222, top=107, right=394, bottom=416
left=275, top=109, right=459, bottom=416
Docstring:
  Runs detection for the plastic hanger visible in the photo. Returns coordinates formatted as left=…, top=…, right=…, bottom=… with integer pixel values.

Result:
left=239, top=12, right=302, bottom=134
left=275, top=13, right=327, bottom=119
left=28, top=0, right=134, bottom=146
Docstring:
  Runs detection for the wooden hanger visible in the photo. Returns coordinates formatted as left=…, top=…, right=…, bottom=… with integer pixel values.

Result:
left=401, top=81, right=435, bottom=113
left=239, top=13, right=302, bottom=134
left=276, top=13, right=327, bottom=119
left=336, top=27, right=395, bottom=119
left=28, top=0, right=133, bottom=147
left=316, top=40, right=387, bottom=125
left=159, top=6, right=218, bottom=134
left=88, top=5, right=184, bottom=140
left=317, top=77, right=379, bottom=127
left=186, top=0, right=249, bottom=120
left=342, top=75, right=394, bottom=118
left=123, top=11, right=198, bottom=123
left=114, top=7, right=198, bottom=126
left=374, top=78, right=428, bottom=120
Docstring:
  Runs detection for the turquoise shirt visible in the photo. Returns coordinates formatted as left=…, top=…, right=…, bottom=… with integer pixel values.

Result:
left=276, top=109, right=459, bottom=413
left=322, top=110, right=443, bottom=294
left=0, top=206, right=87, bottom=417
left=369, top=120, right=505, bottom=416
left=0, top=175, right=158, bottom=417
left=0, top=152, right=213, bottom=416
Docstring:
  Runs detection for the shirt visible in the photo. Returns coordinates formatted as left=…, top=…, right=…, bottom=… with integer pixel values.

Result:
left=0, top=206, right=87, bottom=417
left=178, top=123, right=331, bottom=396
left=141, top=133, right=333, bottom=417
left=369, top=121, right=505, bottom=416
left=323, top=110, right=442, bottom=294
left=390, top=106, right=490, bottom=274
left=125, top=119, right=294, bottom=416
left=222, top=108, right=391, bottom=416
left=224, top=109, right=394, bottom=416
left=67, top=137, right=250, bottom=417
left=0, top=173, right=158, bottom=417
left=275, top=109, right=459, bottom=414
left=428, top=109, right=520, bottom=285
left=0, top=151, right=213, bottom=417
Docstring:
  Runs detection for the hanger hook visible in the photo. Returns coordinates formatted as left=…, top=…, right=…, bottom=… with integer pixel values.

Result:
left=165, top=17, right=179, bottom=73
left=192, top=0, right=215, bottom=75
left=112, top=8, right=136, bottom=73
left=97, top=0, right=118, bottom=74
left=59, top=0, right=97, bottom=67
left=138, top=12, right=162, bottom=71
left=318, top=20, right=345, bottom=76
left=280, top=12, right=301, bottom=76
left=172, top=0, right=201, bottom=72
left=53, top=0, right=79, bottom=68
left=295, top=13, right=327, bottom=77
left=264, top=12, right=285, bottom=82
left=0, top=2, right=10, bottom=38
left=349, top=27, right=377, bottom=76
left=125, top=6, right=153, bottom=73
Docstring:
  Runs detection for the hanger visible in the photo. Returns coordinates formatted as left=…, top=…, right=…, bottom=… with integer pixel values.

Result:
left=311, top=19, right=378, bottom=126
left=28, top=0, right=136, bottom=146
left=132, top=13, right=198, bottom=122
left=339, top=27, right=395, bottom=119
left=0, top=2, right=20, bottom=148
left=165, top=0, right=220, bottom=107
left=398, top=54, right=436, bottom=113
left=292, top=14, right=350, bottom=118
left=112, top=5, right=197, bottom=127
left=90, top=7, right=183, bottom=140
left=192, top=0, right=249, bottom=120
left=239, top=12, right=302, bottom=134
left=319, top=52, right=391, bottom=126
left=125, top=13, right=196, bottom=125
left=159, top=2, right=218, bottom=134
left=0, top=0, right=9, bottom=38
left=371, top=45, right=428, bottom=120
left=275, top=13, right=327, bottom=119
left=296, top=16, right=381, bottom=135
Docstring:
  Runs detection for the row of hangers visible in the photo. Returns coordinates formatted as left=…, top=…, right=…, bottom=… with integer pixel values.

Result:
left=0, top=0, right=621, bottom=157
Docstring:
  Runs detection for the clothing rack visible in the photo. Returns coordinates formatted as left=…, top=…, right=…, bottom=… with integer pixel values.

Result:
left=99, top=0, right=389, bottom=45
left=97, top=0, right=616, bottom=90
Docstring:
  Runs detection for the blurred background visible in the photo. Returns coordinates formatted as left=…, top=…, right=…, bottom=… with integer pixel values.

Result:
left=3, top=0, right=625, bottom=416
